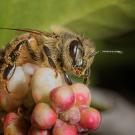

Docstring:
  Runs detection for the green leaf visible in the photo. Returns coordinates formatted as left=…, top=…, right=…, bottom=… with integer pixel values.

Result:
left=0, top=0, right=135, bottom=43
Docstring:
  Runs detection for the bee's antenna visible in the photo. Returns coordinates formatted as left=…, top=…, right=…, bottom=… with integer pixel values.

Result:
left=89, top=50, right=123, bottom=57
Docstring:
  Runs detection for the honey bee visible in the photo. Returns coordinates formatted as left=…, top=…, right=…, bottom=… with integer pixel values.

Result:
left=0, top=27, right=122, bottom=93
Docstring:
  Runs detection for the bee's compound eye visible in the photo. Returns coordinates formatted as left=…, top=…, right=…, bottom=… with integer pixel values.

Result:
left=69, top=40, right=79, bottom=59
left=69, top=40, right=84, bottom=67
left=3, top=64, right=16, bottom=80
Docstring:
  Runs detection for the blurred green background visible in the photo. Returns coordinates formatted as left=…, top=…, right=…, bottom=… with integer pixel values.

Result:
left=0, top=0, right=134, bottom=102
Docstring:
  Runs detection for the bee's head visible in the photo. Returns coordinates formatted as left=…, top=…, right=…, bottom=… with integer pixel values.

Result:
left=62, top=34, right=95, bottom=77
left=62, top=33, right=122, bottom=77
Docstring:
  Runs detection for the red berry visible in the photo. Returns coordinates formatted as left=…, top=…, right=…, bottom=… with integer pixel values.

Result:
left=31, top=103, right=57, bottom=129
left=80, top=107, right=101, bottom=130
left=71, top=83, right=91, bottom=106
left=52, top=119, right=77, bottom=135
left=50, top=85, right=75, bottom=112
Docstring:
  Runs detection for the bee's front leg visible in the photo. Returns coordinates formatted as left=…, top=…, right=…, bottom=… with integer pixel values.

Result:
left=83, top=68, right=91, bottom=85
left=43, top=45, right=58, bottom=77
left=43, top=45, right=72, bottom=84
left=43, top=45, right=56, bottom=68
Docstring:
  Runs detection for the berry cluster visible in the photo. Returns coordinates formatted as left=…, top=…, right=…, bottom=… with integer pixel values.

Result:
left=0, top=64, right=101, bottom=135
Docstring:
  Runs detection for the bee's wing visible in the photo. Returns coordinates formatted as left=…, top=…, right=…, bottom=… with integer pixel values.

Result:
left=0, top=27, right=51, bottom=36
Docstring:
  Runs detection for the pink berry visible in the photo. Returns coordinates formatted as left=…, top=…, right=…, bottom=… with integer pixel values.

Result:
left=4, top=112, right=28, bottom=135
left=31, top=103, right=57, bottom=129
left=80, top=107, right=101, bottom=130
left=28, top=126, right=50, bottom=135
left=60, top=106, right=80, bottom=124
left=52, top=119, right=77, bottom=135
left=50, top=85, right=75, bottom=112
left=71, top=83, right=91, bottom=106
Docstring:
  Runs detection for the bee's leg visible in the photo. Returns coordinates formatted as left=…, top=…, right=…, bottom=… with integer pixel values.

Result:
left=9, top=41, right=24, bottom=62
left=2, top=41, right=26, bottom=80
left=4, top=40, right=39, bottom=80
left=2, top=41, right=24, bottom=93
left=63, top=70, right=72, bottom=85
left=3, top=63, right=16, bottom=80
left=59, top=54, right=72, bottom=85
left=83, top=68, right=91, bottom=85
left=24, top=40, right=40, bottom=61
left=3, top=40, right=40, bottom=93
left=43, top=45, right=58, bottom=77
left=2, top=63, right=16, bottom=92
left=10, top=40, right=40, bottom=62
left=43, top=45, right=56, bottom=68
left=4, top=41, right=27, bottom=80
